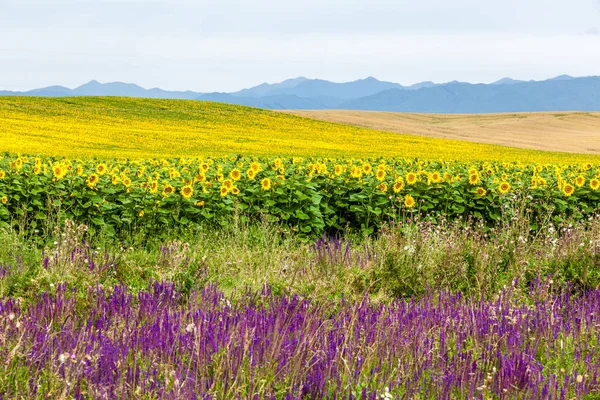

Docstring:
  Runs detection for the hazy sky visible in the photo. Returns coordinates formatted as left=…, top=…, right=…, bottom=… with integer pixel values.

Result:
left=1, top=0, right=599, bottom=92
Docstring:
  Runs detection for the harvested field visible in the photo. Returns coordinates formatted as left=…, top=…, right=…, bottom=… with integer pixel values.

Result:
left=283, top=110, right=600, bottom=154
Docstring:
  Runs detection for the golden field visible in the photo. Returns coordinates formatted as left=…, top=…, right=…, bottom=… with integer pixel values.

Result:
left=284, top=110, right=600, bottom=155
left=1, top=96, right=600, bottom=163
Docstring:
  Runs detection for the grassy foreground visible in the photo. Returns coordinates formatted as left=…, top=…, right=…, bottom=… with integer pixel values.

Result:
left=1, top=96, right=600, bottom=163
left=1, top=215, right=600, bottom=398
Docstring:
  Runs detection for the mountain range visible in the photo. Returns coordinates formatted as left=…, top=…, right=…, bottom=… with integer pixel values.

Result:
left=2, top=74, right=600, bottom=113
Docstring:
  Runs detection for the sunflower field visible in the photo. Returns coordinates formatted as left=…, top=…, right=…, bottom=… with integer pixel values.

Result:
left=1, top=153, right=599, bottom=237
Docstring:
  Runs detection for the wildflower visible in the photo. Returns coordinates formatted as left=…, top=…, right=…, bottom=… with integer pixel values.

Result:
left=59, top=353, right=70, bottom=364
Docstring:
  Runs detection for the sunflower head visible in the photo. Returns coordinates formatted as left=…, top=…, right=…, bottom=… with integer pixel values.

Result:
left=590, top=178, right=600, bottom=191
left=562, top=184, right=575, bottom=197
left=498, top=181, right=510, bottom=194
left=393, top=179, right=404, bottom=193
left=468, top=173, right=480, bottom=185
left=476, top=187, right=487, bottom=197
left=96, top=164, right=107, bottom=175
left=230, top=169, right=241, bottom=181
left=261, top=178, right=271, bottom=191
left=406, top=172, right=417, bottom=185
left=181, top=185, right=193, bottom=199
left=404, top=194, right=416, bottom=208
left=575, top=176, right=585, bottom=187
left=162, top=184, right=175, bottom=196
left=87, top=174, right=99, bottom=188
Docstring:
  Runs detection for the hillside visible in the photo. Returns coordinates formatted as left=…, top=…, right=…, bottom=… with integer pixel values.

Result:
left=283, top=110, right=600, bottom=154
left=0, top=96, right=598, bottom=163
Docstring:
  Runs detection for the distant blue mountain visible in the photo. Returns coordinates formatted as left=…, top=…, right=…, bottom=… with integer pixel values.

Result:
left=0, top=80, right=202, bottom=99
left=2, top=75, right=600, bottom=113
left=339, top=77, right=600, bottom=113
left=233, top=77, right=309, bottom=98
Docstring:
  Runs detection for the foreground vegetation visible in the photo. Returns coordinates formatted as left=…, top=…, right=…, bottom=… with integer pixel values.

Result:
left=2, top=97, right=599, bottom=163
left=1, top=214, right=600, bottom=398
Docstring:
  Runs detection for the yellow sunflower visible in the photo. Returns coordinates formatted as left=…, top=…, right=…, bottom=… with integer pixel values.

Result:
left=393, top=179, right=405, bottom=193
left=406, top=172, right=417, bottom=185
left=87, top=174, right=99, bottom=188
left=468, top=173, right=480, bottom=185
left=261, top=177, right=271, bottom=191
left=162, top=184, right=175, bottom=196
left=404, top=195, right=416, bottom=208
left=562, top=184, right=575, bottom=197
left=575, top=176, right=585, bottom=188
left=230, top=169, right=241, bottom=181
left=181, top=185, right=193, bottom=199
left=590, top=178, right=600, bottom=191
left=96, top=164, right=107, bottom=175
left=498, top=181, right=511, bottom=194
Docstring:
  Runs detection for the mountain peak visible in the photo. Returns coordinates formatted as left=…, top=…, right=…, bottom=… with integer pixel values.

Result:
left=549, top=74, right=574, bottom=81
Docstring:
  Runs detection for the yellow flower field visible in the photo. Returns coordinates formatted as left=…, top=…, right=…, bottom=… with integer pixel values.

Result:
left=1, top=96, right=599, bottom=163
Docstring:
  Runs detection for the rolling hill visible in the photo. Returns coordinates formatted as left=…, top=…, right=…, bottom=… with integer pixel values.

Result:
left=1, top=96, right=597, bottom=163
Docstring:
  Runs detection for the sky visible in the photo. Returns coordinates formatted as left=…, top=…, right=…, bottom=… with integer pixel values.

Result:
left=1, top=0, right=599, bottom=92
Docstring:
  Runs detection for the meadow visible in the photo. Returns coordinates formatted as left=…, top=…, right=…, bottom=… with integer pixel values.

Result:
left=1, top=97, right=600, bottom=399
